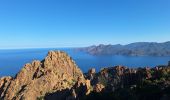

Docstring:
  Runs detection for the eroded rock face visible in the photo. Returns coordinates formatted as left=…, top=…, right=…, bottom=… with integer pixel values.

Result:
left=1, top=51, right=84, bottom=100
left=94, top=83, right=105, bottom=93
left=87, top=68, right=96, bottom=81
left=0, top=76, right=12, bottom=98
left=72, top=77, right=91, bottom=97
left=1, top=51, right=170, bottom=100
left=45, top=77, right=92, bottom=100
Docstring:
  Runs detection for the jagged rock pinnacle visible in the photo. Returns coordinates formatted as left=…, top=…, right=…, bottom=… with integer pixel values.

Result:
left=0, top=51, right=84, bottom=100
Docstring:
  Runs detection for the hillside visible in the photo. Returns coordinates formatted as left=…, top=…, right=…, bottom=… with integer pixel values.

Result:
left=78, top=41, right=170, bottom=56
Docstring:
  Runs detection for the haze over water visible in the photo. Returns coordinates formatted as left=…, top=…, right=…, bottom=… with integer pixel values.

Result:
left=1, top=48, right=170, bottom=77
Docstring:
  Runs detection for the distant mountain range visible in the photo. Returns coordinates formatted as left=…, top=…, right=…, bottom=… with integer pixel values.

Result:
left=77, top=41, right=170, bottom=56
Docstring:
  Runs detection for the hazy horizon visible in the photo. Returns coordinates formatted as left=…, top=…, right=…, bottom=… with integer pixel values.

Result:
left=0, top=41, right=170, bottom=50
left=0, top=0, right=170, bottom=49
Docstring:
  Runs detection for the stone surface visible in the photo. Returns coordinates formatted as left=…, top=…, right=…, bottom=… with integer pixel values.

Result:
left=87, top=68, right=96, bottom=81
left=88, top=68, right=96, bottom=74
left=1, top=51, right=170, bottom=100
left=0, top=76, right=12, bottom=98
left=94, top=83, right=105, bottom=93
left=72, top=78, right=91, bottom=98
left=0, top=51, right=84, bottom=100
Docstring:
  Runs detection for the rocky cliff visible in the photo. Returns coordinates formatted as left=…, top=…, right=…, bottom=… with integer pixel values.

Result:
left=83, top=65, right=170, bottom=100
left=0, top=51, right=84, bottom=100
left=1, top=51, right=170, bottom=100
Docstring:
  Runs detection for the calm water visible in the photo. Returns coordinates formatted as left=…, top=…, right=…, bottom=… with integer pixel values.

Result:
left=0, top=48, right=170, bottom=77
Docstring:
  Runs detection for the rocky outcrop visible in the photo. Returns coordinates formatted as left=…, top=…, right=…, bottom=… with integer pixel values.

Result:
left=1, top=50, right=170, bottom=100
left=0, top=51, right=84, bottom=100
left=87, top=68, right=96, bottom=80
left=44, top=77, right=92, bottom=100
left=0, top=76, right=12, bottom=98
left=93, top=83, right=105, bottom=93
left=71, top=78, right=91, bottom=98
left=82, top=65, right=170, bottom=100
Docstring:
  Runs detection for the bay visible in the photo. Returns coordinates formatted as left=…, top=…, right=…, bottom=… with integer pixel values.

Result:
left=0, top=48, right=170, bottom=77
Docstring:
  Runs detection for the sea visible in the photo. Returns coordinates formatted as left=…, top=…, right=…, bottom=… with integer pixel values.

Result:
left=0, top=48, right=170, bottom=77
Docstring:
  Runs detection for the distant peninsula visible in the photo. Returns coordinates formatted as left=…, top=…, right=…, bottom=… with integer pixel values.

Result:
left=77, top=41, right=170, bottom=56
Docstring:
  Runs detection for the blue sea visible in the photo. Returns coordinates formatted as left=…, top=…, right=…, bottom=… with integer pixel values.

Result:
left=0, top=48, right=170, bottom=77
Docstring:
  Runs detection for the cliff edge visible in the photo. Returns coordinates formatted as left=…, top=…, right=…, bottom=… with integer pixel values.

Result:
left=0, top=51, right=84, bottom=100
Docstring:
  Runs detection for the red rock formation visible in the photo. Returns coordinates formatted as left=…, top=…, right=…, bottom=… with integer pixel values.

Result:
left=0, top=76, right=12, bottom=98
left=94, top=83, right=105, bottom=93
left=100, top=68, right=109, bottom=79
left=73, top=77, right=91, bottom=96
left=115, top=66, right=126, bottom=76
left=88, top=68, right=96, bottom=80
left=0, top=51, right=84, bottom=100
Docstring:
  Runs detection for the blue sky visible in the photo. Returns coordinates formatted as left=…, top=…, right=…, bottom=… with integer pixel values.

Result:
left=0, top=0, right=170, bottom=49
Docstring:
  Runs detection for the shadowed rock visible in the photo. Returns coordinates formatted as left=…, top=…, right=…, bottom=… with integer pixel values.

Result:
left=0, top=76, right=12, bottom=98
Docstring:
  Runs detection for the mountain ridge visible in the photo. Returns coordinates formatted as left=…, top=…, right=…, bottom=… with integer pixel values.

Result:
left=77, top=41, right=170, bottom=56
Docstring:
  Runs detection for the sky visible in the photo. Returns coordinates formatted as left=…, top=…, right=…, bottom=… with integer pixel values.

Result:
left=0, top=0, right=170, bottom=49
